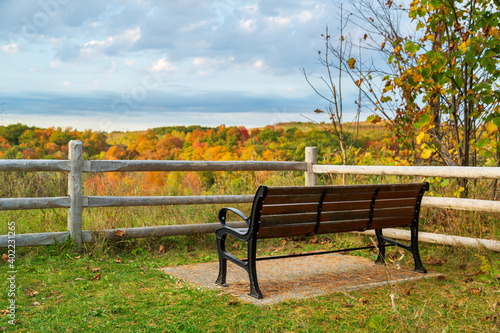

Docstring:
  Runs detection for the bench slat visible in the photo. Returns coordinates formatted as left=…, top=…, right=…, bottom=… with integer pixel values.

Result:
left=265, top=183, right=425, bottom=195
left=261, top=203, right=321, bottom=216
left=257, top=214, right=414, bottom=238
left=260, top=198, right=417, bottom=216
left=264, top=190, right=420, bottom=205
left=318, top=216, right=414, bottom=233
left=259, top=207, right=415, bottom=227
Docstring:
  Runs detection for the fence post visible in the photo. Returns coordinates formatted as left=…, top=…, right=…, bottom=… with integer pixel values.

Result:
left=305, top=147, right=317, bottom=186
left=68, top=140, right=83, bottom=250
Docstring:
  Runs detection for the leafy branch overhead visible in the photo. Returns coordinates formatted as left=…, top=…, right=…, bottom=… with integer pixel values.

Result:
left=326, top=0, right=500, bottom=173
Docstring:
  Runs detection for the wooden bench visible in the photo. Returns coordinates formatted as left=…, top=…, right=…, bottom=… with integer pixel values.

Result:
left=215, top=182, right=429, bottom=299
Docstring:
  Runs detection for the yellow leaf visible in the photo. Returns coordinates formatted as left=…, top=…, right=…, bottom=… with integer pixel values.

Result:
left=486, top=122, right=498, bottom=133
left=348, top=58, right=356, bottom=69
left=416, top=132, right=430, bottom=144
left=421, top=148, right=432, bottom=159
left=367, top=114, right=382, bottom=124
left=490, top=27, right=500, bottom=39
left=458, top=42, right=468, bottom=52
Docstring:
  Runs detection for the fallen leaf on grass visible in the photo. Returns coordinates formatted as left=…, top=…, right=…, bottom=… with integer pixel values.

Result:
left=0, top=310, right=9, bottom=315
left=467, top=287, right=482, bottom=295
left=74, top=278, right=84, bottom=281
left=74, top=256, right=81, bottom=259
left=90, top=273, right=101, bottom=280
left=343, top=302, right=354, bottom=308
left=1, top=254, right=8, bottom=262
left=159, top=245, right=165, bottom=254
left=227, top=300, right=238, bottom=306
left=463, top=276, right=473, bottom=283
left=358, top=297, right=369, bottom=305
left=424, top=258, right=447, bottom=266
left=437, top=275, right=446, bottom=281
left=115, top=258, right=122, bottom=263
left=472, top=270, right=486, bottom=276
left=32, top=301, right=40, bottom=307
left=91, top=267, right=100, bottom=273
left=26, top=291, right=40, bottom=297
left=187, top=246, right=195, bottom=252
left=232, top=242, right=239, bottom=250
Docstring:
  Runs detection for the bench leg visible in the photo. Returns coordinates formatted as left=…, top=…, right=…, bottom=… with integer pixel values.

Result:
left=215, top=234, right=228, bottom=286
left=410, top=225, right=427, bottom=273
left=374, top=229, right=386, bottom=265
left=247, top=239, right=263, bottom=299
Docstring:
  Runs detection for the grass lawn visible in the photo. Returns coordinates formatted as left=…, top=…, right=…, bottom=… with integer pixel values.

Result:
left=1, top=233, right=500, bottom=332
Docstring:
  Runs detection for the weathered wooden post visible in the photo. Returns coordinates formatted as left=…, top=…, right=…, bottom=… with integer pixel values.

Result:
left=305, top=146, right=317, bottom=186
left=68, top=140, right=83, bottom=250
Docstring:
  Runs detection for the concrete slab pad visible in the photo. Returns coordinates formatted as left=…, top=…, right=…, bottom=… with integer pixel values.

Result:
left=161, top=253, right=442, bottom=305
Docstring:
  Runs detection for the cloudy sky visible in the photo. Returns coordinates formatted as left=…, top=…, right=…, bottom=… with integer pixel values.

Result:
left=0, top=0, right=361, bottom=132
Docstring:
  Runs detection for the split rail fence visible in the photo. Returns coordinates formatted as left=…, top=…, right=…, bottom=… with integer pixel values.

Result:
left=1, top=141, right=500, bottom=251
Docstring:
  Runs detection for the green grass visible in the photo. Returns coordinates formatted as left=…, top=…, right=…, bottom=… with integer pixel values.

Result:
left=2, top=233, right=500, bottom=332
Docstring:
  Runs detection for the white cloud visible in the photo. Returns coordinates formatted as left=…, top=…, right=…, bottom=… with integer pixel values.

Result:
left=239, top=19, right=257, bottom=33
left=192, top=56, right=234, bottom=67
left=179, top=20, right=208, bottom=33
left=80, top=27, right=142, bottom=58
left=1, top=44, right=19, bottom=54
left=50, top=59, right=63, bottom=68
left=253, top=60, right=266, bottom=70
left=150, top=57, right=177, bottom=73
left=63, top=80, right=71, bottom=86
left=268, top=16, right=291, bottom=27
left=297, top=10, right=313, bottom=23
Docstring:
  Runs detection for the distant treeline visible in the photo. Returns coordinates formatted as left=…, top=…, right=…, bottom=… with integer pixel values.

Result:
left=0, top=122, right=395, bottom=164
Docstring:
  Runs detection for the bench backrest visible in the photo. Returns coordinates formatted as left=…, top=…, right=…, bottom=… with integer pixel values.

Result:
left=250, top=183, right=429, bottom=239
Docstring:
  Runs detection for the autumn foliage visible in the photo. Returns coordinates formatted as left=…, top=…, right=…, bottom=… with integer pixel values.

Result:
left=0, top=122, right=399, bottom=195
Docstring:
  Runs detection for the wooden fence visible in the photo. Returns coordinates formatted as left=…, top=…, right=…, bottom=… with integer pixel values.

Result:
left=1, top=142, right=500, bottom=251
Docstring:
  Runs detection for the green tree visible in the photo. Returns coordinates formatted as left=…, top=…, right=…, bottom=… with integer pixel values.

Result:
left=0, top=123, right=33, bottom=145
left=325, top=0, right=500, bottom=195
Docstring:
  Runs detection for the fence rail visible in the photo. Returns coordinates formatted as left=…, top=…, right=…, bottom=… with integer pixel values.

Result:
left=1, top=142, right=500, bottom=250
left=314, top=164, right=500, bottom=179
left=0, top=160, right=71, bottom=172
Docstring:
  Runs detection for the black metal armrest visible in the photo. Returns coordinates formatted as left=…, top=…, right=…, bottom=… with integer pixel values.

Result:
left=217, top=207, right=250, bottom=236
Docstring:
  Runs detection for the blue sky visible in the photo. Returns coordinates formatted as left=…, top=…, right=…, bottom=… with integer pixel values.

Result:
left=0, top=0, right=362, bottom=132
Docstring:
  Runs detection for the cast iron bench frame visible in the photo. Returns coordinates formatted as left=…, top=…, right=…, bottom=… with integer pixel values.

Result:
left=215, top=182, right=429, bottom=299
